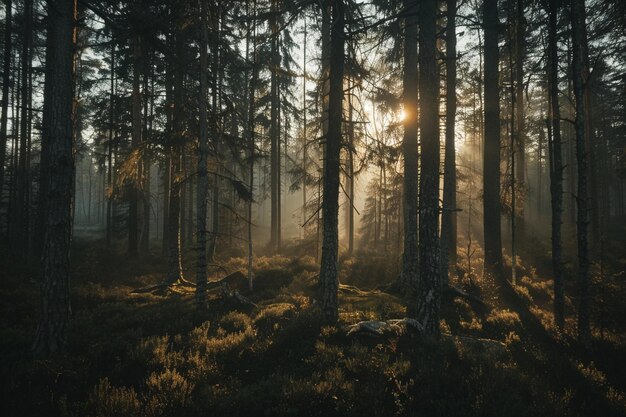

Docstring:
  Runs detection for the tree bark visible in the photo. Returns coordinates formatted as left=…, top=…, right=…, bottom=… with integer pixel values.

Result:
left=165, top=29, right=185, bottom=285
left=319, top=0, right=344, bottom=324
left=0, top=0, right=12, bottom=210
left=399, top=0, right=419, bottom=291
left=269, top=0, right=281, bottom=252
left=441, top=0, right=458, bottom=285
left=570, top=0, right=591, bottom=348
left=416, top=0, right=441, bottom=335
left=128, top=13, right=141, bottom=257
left=546, top=0, right=564, bottom=330
left=196, top=0, right=210, bottom=307
left=17, top=0, right=32, bottom=253
left=32, top=0, right=77, bottom=357
left=482, top=0, right=503, bottom=278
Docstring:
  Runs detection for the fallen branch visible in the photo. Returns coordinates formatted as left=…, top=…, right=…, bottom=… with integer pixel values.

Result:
left=131, top=277, right=195, bottom=294
left=444, top=284, right=487, bottom=307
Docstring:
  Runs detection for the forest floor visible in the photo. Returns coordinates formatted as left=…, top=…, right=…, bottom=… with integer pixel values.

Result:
left=1, top=235, right=626, bottom=417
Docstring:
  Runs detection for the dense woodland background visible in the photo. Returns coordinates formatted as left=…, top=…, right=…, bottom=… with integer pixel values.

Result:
left=1, top=0, right=625, bottom=415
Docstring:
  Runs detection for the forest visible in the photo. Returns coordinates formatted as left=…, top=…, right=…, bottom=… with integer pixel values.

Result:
left=0, top=0, right=625, bottom=415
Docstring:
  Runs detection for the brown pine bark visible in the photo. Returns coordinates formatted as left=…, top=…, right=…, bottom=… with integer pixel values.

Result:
left=570, top=0, right=591, bottom=348
left=129, top=15, right=141, bottom=257
left=441, top=0, right=458, bottom=285
left=196, top=0, right=210, bottom=307
left=165, top=29, right=185, bottom=285
left=482, top=0, right=503, bottom=278
left=416, top=0, right=441, bottom=335
left=32, top=0, right=77, bottom=357
left=546, top=0, right=564, bottom=330
left=319, top=0, right=344, bottom=324
left=399, top=0, right=419, bottom=291
left=0, top=0, right=12, bottom=206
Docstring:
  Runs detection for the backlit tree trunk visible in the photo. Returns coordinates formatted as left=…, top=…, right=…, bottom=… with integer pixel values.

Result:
left=546, top=0, right=564, bottom=330
left=570, top=0, right=591, bottom=348
left=416, top=0, right=441, bottom=335
left=441, top=0, right=458, bottom=285
left=319, top=0, right=344, bottom=324
left=482, top=0, right=503, bottom=278
left=400, top=0, right=419, bottom=291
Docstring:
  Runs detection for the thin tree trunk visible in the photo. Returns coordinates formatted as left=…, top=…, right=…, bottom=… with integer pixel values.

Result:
left=570, top=0, right=591, bottom=348
left=319, top=0, right=344, bottom=324
left=441, top=0, right=458, bottom=285
left=128, top=14, right=141, bottom=257
left=32, top=0, right=76, bottom=357
left=196, top=0, right=210, bottom=307
left=246, top=0, right=257, bottom=291
left=514, top=0, right=525, bottom=238
left=165, top=30, right=184, bottom=285
left=206, top=3, right=220, bottom=264
left=17, top=0, right=32, bottom=252
left=269, top=0, right=281, bottom=252
left=0, top=0, right=12, bottom=210
left=547, top=0, right=564, bottom=330
left=399, top=0, right=419, bottom=290
left=106, top=45, right=115, bottom=247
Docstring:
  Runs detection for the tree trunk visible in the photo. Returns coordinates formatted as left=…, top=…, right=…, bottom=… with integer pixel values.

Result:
left=416, top=0, right=441, bottom=335
left=441, top=0, right=458, bottom=285
left=269, top=0, right=281, bottom=252
left=128, top=18, right=141, bottom=257
left=482, top=0, right=503, bottom=277
left=514, top=0, right=525, bottom=238
left=0, top=0, right=12, bottom=211
left=165, top=30, right=185, bottom=285
left=570, top=0, right=591, bottom=349
left=319, top=0, right=344, bottom=324
left=196, top=0, right=210, bottom=307
left=399, top=0, right=419, bottom=290
left=32, top=0, right=76, bottom=357
left=246, top=0, right=258, bottom=291
left=206, top=3, right=220, bottom=264
left=17, top=0, right=32, bottom=253
left=546, top=0, right=564, bottom=330
left=106, top=45, right=115, bottom=247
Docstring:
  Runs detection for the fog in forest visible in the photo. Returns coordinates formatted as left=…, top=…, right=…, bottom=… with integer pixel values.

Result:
left=1, top=0, right=625, bottom=416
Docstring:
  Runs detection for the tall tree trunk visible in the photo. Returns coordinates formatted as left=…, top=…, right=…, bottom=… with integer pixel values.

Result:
left=570, top=0, right=591, bottom=349
left=17, top=0, right=32, bottom=253
left=196, top=0, right=210, bottom=307
left=165, top=30, right=184, bottom=285
left=547, top=0, right=564, bottom=330
left=206, top=3, right=220, bottom=264
left=399, top=0, right=419, bottom=290
left=346, top=77, right=355, bottom=255
left=106, top=45, right=115, bottom=247
left=514, top=0, right=525, bottom=238
left=140, top=45, right=152, bottom=255
left=319, top=0, right=344, bottom=323
left=0, top=0, right=12, bottom=211
left=128, top=17, right=141, bottom=257
left=441, top=0, right=458, bottom=285
left=246, top=0, right=257, bottom=291
left=269, top=0, right=281, bottom=252
left=301, top=16, right=307, bottom=238
left=32, top=0, right=77, bottom=357
left=416, top=0, right=441, bottom=335
left=482, top=0, right=503, bottom=277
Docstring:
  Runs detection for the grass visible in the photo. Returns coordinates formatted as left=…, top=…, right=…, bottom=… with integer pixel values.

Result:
left=0, top=238, right=625, bottom=416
